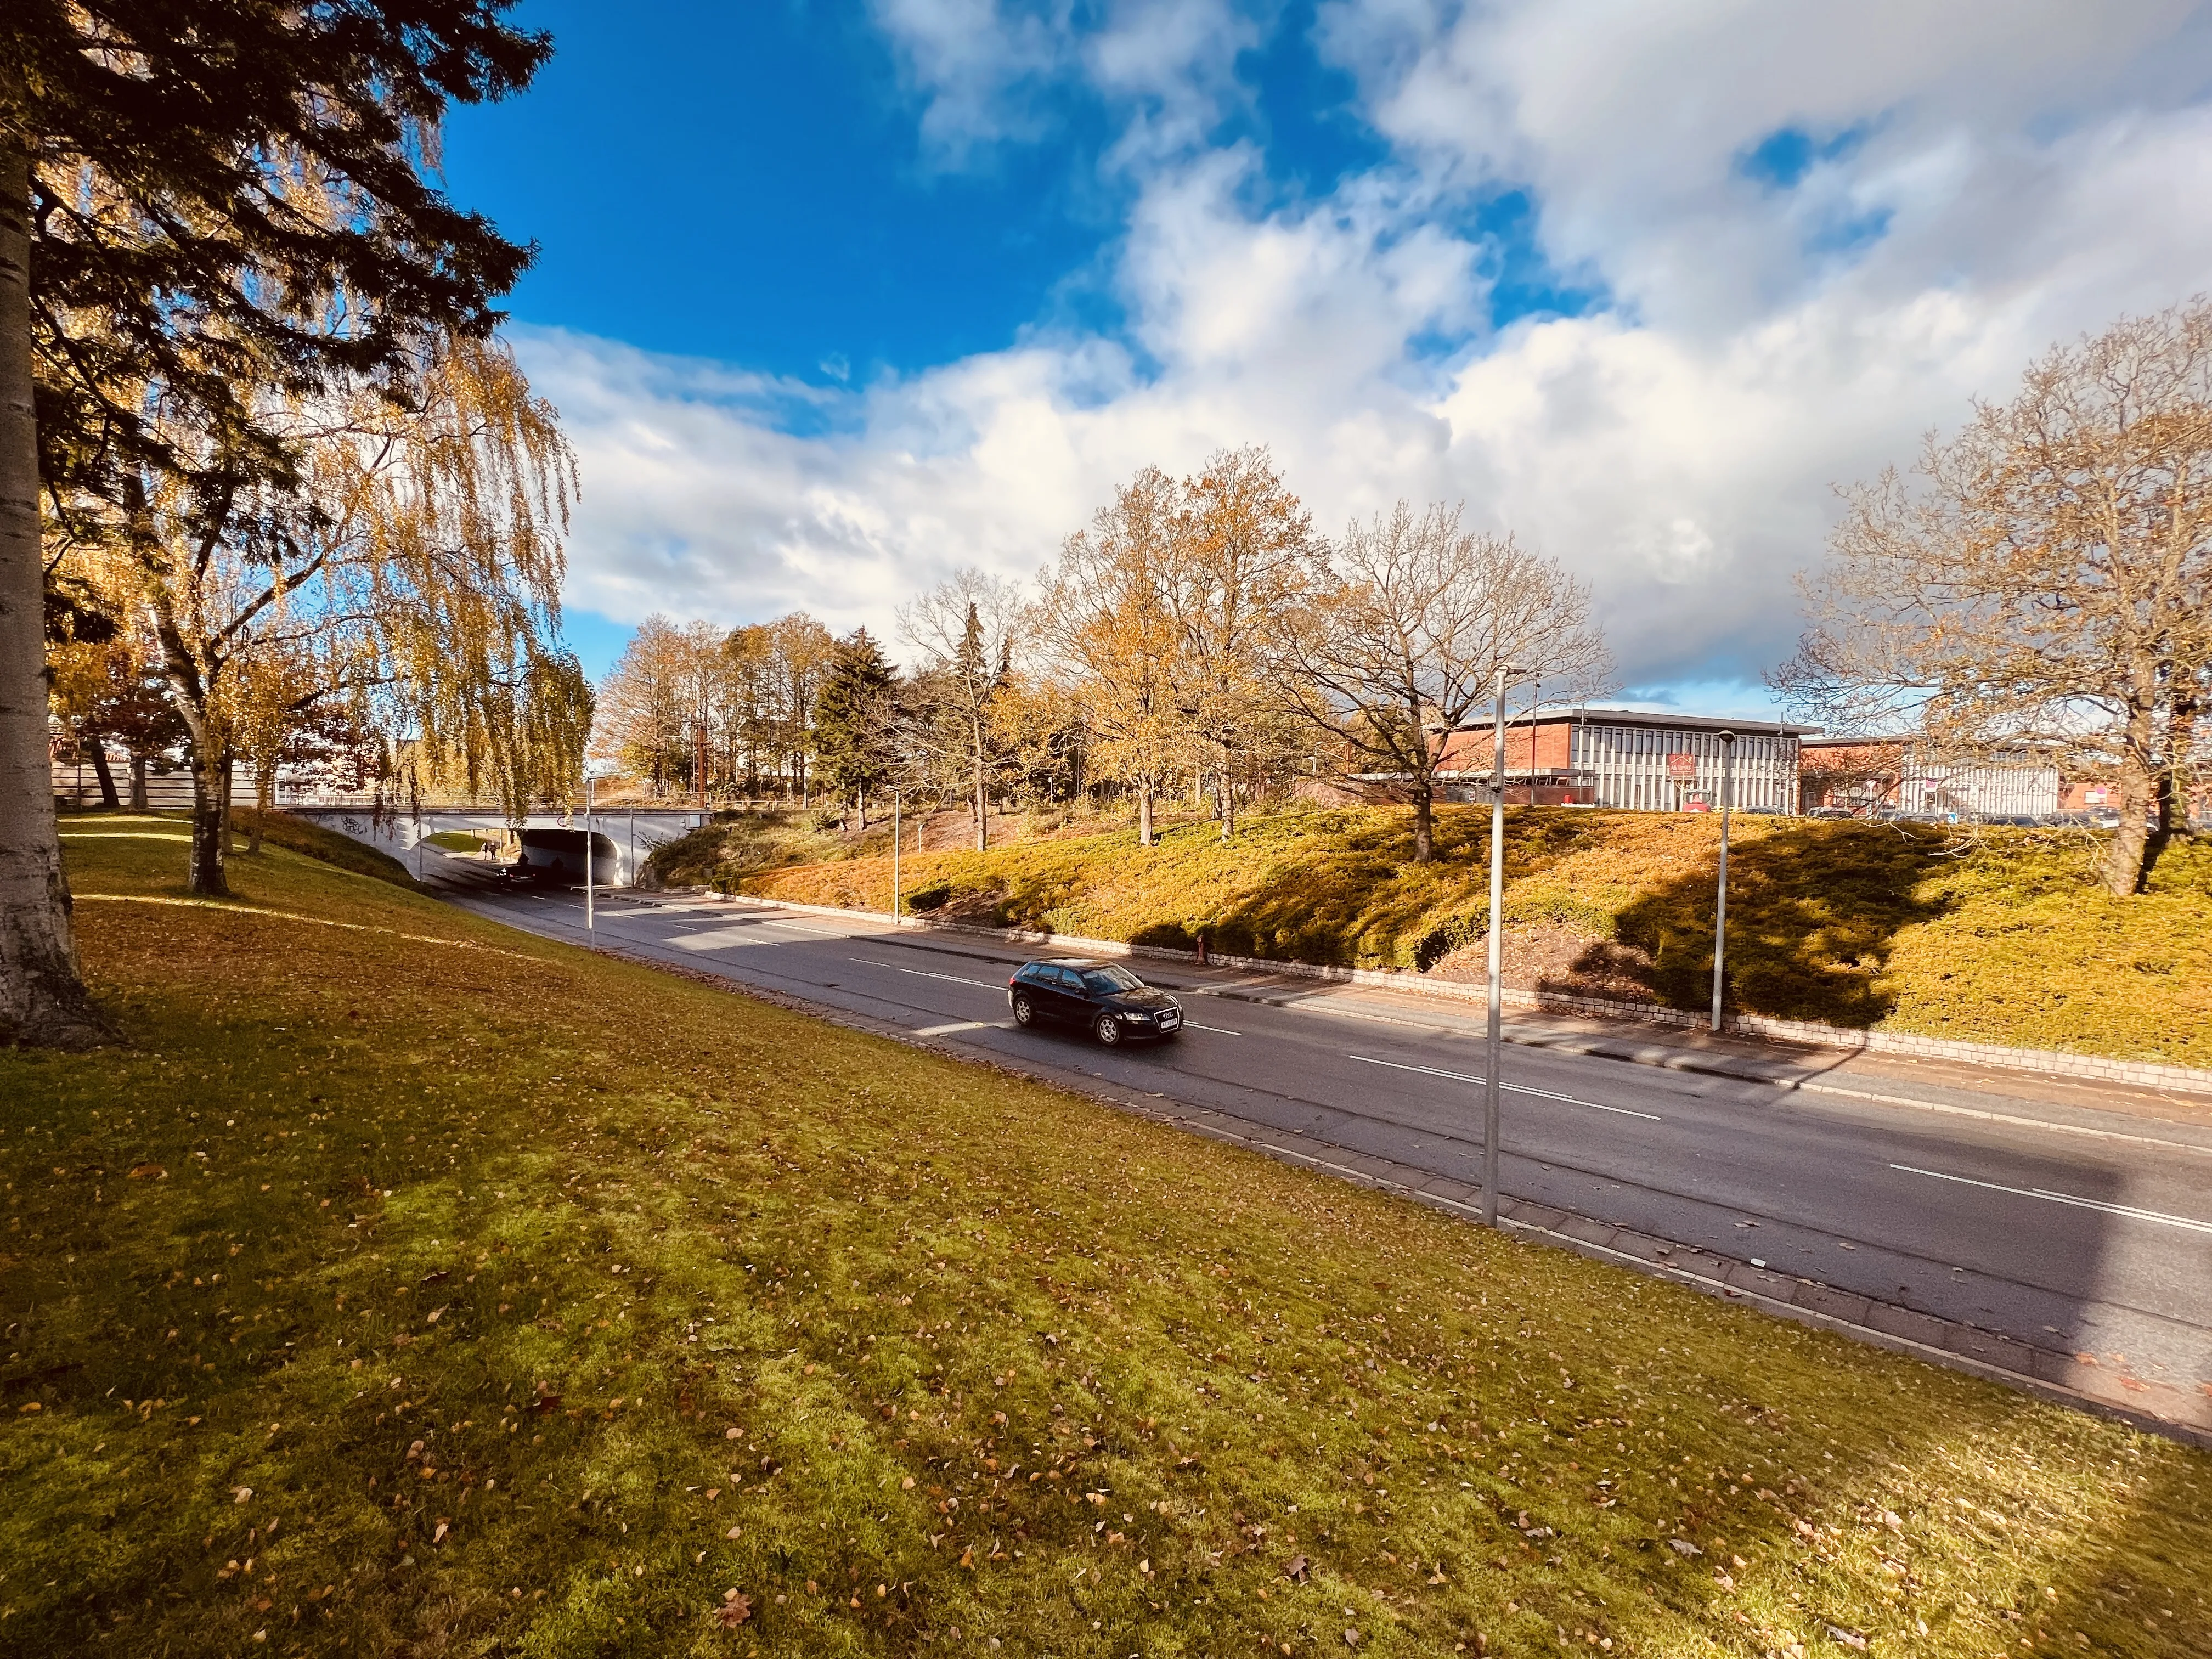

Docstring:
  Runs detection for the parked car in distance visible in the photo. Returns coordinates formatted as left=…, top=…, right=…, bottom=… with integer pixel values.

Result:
left=1007, top=958, right=1183, bottom=1045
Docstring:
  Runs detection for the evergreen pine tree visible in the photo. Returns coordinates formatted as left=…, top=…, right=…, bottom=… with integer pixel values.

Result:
left=814, top=628, right=898, bottom=828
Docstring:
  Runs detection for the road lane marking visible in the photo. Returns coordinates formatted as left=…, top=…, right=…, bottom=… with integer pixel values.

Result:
left=1348, top=1054, right=1662, bottom=1119
left=913, top=1020, right=1001, bottom=1036
left=758, top=919, right=853, bottom=938
left=1183, top=1022, right=1242, bottom=1036
left=847, top=957, right=1008, bottom=992
left=1888, top=1164, right=2212, bottom=1235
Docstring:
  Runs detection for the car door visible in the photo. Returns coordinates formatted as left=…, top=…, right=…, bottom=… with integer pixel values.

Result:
left=1044, top=966, right=1088, bottom=1023
left=1013, top=966, right=1058, bottom=1025
left=1015, top=966, right=1063, bottom=1024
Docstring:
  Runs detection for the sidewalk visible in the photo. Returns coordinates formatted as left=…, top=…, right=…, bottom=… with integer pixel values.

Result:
left=685, top=888, right=2212, bottom=1152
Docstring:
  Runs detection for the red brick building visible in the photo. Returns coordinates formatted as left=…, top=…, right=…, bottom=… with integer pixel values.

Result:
left=1434, top=708, right=1816, bottom=812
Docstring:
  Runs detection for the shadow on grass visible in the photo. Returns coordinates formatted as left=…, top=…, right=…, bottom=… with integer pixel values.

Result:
left=1606, top=820, right=1956, bottom=1025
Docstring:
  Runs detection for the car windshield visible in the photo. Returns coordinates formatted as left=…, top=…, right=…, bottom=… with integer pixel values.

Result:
left=1081, top=966, right=1144, bottom=994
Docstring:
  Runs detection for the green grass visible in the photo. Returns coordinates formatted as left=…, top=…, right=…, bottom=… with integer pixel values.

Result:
left=5, top=812, right=2209, bottom=1657
left=645, top=810, right=888, bottom=891
left=752, top=806, right=2212, bottom=1065
left=232, top=806, right=424, bottom=890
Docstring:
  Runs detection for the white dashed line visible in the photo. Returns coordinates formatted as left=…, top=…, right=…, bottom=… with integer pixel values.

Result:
left=843, top=958, right=1007, bottom=992
left=1888, top=1164, right=2212, bottom=1234
left=1348, top=1054, right=1662, bottom=1119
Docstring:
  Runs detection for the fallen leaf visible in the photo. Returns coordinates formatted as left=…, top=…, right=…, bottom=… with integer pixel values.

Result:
left=718, top=1590, right=752, bottom=1628
left=1284, top=1554, right=1310, bottom=1583
left=1826, top=1628, right=1867, bottom=1652
left=1667, top=1538, right=1701, bottom=1557
left=233, top=1487, right=253, bottom=1505
left=128, top=1163, right=166, bottom=1180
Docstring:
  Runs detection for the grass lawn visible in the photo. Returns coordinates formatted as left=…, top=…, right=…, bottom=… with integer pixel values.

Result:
left=750, top=807, right=2212, bottom=1065
left=4, top=813, right=2208, bottom=1657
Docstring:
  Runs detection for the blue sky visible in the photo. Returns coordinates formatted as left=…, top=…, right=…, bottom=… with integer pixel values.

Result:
left=439, top=2, right=2212, bottom=713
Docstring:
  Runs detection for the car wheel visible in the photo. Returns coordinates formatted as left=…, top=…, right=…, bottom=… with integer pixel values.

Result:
left=1093, top=1013, right=1123, bottom=1046
left=1012, top=993, right=1036, bottom=1027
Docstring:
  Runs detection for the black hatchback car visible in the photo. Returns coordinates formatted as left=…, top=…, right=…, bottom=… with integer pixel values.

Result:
left=1007, top=958, right=1183, bottom=1045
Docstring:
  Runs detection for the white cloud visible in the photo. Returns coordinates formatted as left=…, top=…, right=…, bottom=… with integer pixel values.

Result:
left=544, top=1, right=2212, bottom=698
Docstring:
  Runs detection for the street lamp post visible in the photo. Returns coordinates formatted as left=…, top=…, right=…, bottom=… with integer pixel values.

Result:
left=891, top=787, right=902, bottom=924
left=584, top=773, right=595, bottom=934
left=1483, top=662, right=1517, bottom=1229
left=1712, top=731, right=1736, bottom=1032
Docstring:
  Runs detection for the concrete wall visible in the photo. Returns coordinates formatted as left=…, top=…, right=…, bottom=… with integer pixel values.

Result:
left=285, top=806, right=705, bottom=887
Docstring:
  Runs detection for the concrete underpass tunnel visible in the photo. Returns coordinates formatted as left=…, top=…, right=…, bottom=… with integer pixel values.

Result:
left=513, top=828, right=622, bottom=885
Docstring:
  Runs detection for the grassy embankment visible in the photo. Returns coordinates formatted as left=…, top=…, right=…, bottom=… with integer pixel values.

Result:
left=644, top=804, right=1131, bottom=895
left=230, top=806, right=425, bottom=889
left=5, top=813, right=2208, bottom=1656
left=748, top=806, right=2212, bottom=1066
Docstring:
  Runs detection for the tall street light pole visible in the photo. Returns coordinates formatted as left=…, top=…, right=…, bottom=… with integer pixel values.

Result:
left=1711, top=731, right=1736, bottom=1032
left=891, top=787, right=902, bottom=924
left=1483, top=661, right=1517, bottom=1229
left=583, top=772, right=595, bottom=934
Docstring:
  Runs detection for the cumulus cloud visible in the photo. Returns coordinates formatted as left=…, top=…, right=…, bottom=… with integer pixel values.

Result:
left=544, top=1, right=2212, bottom=697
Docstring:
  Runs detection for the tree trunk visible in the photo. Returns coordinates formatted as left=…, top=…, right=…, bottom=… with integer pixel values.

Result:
left=2096, top=695, right=2160, bottom=895
left=972, top=710, right=988, bottom=852
left=248, top=763, right=274, bottom=856
left=1412, top=785, right=1434, bottom=863
left=87, top=742, right=120, bottom=809
left=2155, top=679, right=2199, bottom=842
left=188, top=743, right=231, bottom=897
left=1215, top=766, right=1234, bottom=841
left=129, top=754, right=148, bottom=811
left=1137, top=779, right=1154, bottom=847
left=0, top=129, right=108, bottom=1047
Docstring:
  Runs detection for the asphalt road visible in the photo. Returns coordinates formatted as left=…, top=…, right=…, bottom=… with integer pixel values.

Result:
left=445, top=879, right=2212, bottom=1399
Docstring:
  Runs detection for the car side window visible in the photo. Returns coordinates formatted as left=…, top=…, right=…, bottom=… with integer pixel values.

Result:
left=1052, top=967, right=1084, bottom=992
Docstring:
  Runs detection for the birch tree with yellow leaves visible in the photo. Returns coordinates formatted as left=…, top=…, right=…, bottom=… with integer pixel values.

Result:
left=1039, top=465, right=1188, bottom=845
left=54, top=333, right=588, bottom=895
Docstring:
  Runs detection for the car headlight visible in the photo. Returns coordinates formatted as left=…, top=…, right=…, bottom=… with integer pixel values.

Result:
left=1120, top=1010, right=1150, bottom=1022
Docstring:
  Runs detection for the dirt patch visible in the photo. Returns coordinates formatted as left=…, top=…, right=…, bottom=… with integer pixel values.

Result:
left=1427, top=922, right=1661, bottom=1003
